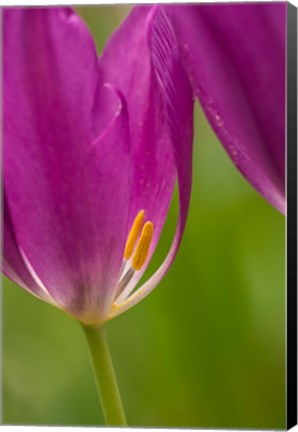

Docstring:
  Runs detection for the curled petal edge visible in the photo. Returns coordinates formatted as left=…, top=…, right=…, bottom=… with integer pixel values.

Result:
left=108, top=6, right=193, bottom=321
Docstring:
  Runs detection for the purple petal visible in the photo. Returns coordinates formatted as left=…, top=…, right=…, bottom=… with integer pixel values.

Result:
left=109, top=7, right=194, bottom=319
left=3, top=194, right=53, bottom=302
left=3, top=8, right=132, bottom=323
left=99, top=6, right=177, bottom=271
left=165, top=3, right=286, bottom=214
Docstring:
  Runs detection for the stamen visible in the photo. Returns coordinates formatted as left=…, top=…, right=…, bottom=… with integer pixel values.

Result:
left=114, top=267, right=135, bottom=299
left=124, top=210, right=145, bottom=260
left=119, top=261, right=126, bottom=278
left=132, top=221, right=154, bottom=271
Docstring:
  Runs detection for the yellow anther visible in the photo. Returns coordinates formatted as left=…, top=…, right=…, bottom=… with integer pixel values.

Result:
left=132, top=221, right=154, bottom=271
left=124, top=210, right=145, bottom=260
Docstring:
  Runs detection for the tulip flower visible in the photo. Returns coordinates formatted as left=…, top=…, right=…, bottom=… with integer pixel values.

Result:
left=3, top=6, right=193, bottom=325
left=164, top=3, right=286, bottom=214
left=3, top=6, right=193, bottom=425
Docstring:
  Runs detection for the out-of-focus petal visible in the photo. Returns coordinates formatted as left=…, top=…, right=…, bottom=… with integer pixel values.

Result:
left=3, top=8, right=132, bottom=323
left=110, top=7, right=194, bottom=319
left=99, top=6, right=176, bottom=281
left=165, top=3, right=286, bottom=214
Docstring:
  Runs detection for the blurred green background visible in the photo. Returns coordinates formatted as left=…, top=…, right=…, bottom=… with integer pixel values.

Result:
left=2, top=6, right=285, bottom=429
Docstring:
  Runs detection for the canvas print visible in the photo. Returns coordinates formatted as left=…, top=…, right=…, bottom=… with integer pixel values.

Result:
left=2, top=2, right=291, bottom=429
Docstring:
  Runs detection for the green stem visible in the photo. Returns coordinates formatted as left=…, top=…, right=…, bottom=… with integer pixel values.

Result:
left=81, top=323, right=127, bottom=426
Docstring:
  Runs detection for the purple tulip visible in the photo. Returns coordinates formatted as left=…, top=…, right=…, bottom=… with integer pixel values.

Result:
left=164, top=3, right=286, bottom=214
left=3, top=7, right=194, bottom=324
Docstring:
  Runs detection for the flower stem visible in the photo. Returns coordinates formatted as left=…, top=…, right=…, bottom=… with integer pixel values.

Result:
left=81, top=323, right=127, bottom=426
